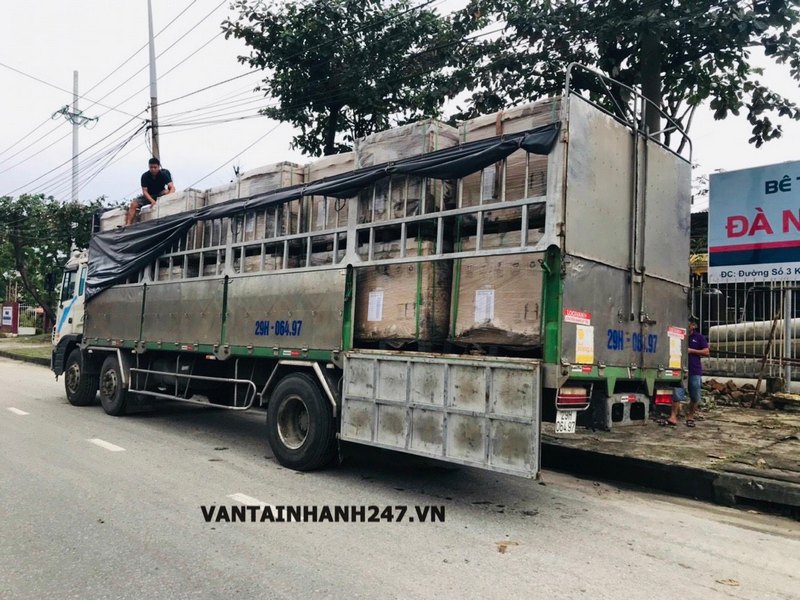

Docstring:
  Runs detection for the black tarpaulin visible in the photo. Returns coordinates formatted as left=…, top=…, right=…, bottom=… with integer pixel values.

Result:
left=86, top=122, right=560, bottom=300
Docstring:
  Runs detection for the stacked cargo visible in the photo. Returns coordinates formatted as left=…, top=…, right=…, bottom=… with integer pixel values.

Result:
left=304, top=151, right=354, bottom=231
left=442, top=97, right=559, bottom=349
left=354, top=239, right=451, bottom=343
left=352, top=120, right=459, bottom=345
left=457, top=97, right=559, bottom=220
left=356, top=120, right=459, bottom=224
left=450, top=230, right=544, bottom=348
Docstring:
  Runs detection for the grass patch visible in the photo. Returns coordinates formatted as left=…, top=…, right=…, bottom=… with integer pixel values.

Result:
left=8, top=333, right=52, bottom=344
left=2, top=346, right=51, bottom=360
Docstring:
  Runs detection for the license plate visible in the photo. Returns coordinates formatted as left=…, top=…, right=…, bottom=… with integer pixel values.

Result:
left=555, top=410, right=577, bottom=434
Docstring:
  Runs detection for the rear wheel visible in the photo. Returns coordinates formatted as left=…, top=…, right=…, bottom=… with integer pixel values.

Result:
left=99, top=355, right=128, bottom=416
left=266, top=373, right=336, bottom=471
left=64, top=348, right=98, bottom=406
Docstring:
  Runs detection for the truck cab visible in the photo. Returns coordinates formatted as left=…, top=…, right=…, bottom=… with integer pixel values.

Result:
left=51, top=251, right=96, bottom=404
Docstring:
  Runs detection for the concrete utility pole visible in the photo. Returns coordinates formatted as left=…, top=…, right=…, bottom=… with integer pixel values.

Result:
left=147, top=0, right=160, bottom=161
left=51, top=70, right=98, bottom=202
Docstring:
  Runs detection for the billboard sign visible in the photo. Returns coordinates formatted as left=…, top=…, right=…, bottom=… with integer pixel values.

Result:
left=1, top=306, right=12, bottom=326
left=709, top=160, right=800, bottom=283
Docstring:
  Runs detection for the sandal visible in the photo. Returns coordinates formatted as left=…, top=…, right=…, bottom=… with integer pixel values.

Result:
left=686, top=419, right=696, bottom=428
left=658, top=419, right=677, bottom=427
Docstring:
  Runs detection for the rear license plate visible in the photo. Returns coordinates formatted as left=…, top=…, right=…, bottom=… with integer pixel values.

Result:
left=555, top=410, right=577, bottom=434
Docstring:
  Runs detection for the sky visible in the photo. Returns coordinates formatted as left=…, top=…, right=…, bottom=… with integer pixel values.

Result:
left=0, top=0, right=798, bottom=211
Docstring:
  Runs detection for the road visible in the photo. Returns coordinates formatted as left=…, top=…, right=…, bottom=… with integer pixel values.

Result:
left=1, top=357, right=798, bottom=600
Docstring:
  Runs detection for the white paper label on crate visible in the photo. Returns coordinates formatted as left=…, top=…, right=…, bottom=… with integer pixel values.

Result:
left=481, top=167, right=496, bottom=201
left=669, top=335, right=682, bottom=369
left=368, top=291, right=384, bottom=322
left=575, top=325, right=594, bottom=364
left=563, top=309, right=591, bottom=326
left=474, top=289, right=495, bottom=323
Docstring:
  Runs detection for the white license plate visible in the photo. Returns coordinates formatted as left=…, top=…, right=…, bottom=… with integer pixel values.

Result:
left=555, top=410, right=577, bottom=434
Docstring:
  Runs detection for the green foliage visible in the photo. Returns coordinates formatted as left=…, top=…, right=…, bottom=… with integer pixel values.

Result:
left=0, top=194, right=102, bottom=321
left=452, top=0, right=800, bottom=147
left=223, top=0, right=457, bottom=156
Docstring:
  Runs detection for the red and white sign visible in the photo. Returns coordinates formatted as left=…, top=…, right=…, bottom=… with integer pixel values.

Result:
left=667, top=326, right=686, bottom=339
left=563, top=309, right=591, bottom=326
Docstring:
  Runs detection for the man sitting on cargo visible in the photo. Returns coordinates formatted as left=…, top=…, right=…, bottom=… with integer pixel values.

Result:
left=125, top=157, right=175, bottom=225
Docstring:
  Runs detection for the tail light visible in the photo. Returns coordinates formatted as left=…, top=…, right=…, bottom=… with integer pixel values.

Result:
left=557, top=386, right=590, bottom=410
left=654, top=389, right=673, bottom=406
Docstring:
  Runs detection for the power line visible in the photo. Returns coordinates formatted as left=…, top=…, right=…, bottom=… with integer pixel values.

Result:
left=187, top=121, right=283, bottom=189
left=0, top=61, right=146, bottom=120
left=82, top=0, right=203, bottom=100
left=0, top=1, right=223, bottom=177
left=4, top=115, right=148, bottom=197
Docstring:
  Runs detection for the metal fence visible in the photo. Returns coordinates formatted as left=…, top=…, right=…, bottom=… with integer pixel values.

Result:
left=17, top=303, right=44, bottom=334
left=691, top=274, right=799, bottom=383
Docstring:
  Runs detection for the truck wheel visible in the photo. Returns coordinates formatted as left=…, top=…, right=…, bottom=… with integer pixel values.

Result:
left=64, top=348, right=98, bottom=407
left=266, top=373, right=336, bottom=471
left=99, top=355, right=128, bottom=416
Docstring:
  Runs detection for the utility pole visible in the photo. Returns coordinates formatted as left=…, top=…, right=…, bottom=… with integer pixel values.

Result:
left=147, top=0, right=160, bottom=161
left=51, top=70, right=98, bottom=202
left=72, top=71, right=79, bottom=202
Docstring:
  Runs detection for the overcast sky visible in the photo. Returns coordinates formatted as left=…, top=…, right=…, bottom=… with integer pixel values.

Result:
left=1, top=0, right=798, bottom=211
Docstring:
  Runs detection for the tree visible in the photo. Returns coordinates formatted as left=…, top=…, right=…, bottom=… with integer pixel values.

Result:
left=223, top=0, right=457, bottom=156
left=451, top=0, right=800, bottom=148
left=0, top=194, right=101, bottom=323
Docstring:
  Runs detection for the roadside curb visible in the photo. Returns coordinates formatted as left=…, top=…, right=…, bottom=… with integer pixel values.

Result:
left=0, top=350, right=50, bottom=367
left=542, top=441, right=800, bottom=518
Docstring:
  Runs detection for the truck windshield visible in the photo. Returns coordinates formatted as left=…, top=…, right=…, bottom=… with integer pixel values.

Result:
left=61, top=269, right=78, bottom=303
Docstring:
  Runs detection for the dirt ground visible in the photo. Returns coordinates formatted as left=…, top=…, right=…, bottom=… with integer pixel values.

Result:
left=543, top=404, right=800, bottom=485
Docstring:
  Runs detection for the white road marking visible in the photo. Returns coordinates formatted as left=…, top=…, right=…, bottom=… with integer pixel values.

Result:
left=87, top=438, right=126, bottom=452
left=7, top=407, right=29, bottom=415
left=227, top=493, right=271, bottom=507
left=227, top=493, right=293, bottom=520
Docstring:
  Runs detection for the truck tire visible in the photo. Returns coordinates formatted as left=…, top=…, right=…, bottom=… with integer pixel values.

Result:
left=64, top=348, right=98, bottom=407
left=99, top=355, right=128, bottom=416
left=266, top=373, right=336, bottom=471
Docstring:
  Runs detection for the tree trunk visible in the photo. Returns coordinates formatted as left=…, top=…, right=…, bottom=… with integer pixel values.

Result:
left=323, top=104, right=342, bottom=156
left=640, top=20, right=662, bottom=138
left=10, top=228, right=56, bottom=324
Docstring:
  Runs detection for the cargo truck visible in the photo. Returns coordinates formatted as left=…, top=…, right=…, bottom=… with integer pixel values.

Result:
left=51, top=65, right=692, bottom=478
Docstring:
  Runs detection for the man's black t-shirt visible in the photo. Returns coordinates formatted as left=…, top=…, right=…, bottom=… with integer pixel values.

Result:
left=140, top=168, right=172, bottom=200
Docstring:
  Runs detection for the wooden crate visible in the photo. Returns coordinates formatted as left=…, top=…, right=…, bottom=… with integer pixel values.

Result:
left=304, top=152, right=355, bottom=231
left=355, top=119, right=459, bottom=168
left=238, top=162, right=304, bottom=198
left=452, top=231, right=543, bottom=348
left=98, top=208, right=126, bottom=232
left=457, top=97, right=559, bottom=221
left=355, top=239, right=451, bottom=343
left=357, top=176, right=450, bottom=224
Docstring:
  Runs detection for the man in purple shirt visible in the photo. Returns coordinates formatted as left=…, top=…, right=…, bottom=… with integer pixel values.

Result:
left=665, top=317, right=709, bottom=427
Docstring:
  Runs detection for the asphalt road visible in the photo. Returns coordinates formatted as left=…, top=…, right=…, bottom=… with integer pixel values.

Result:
left=1, top=357, right=798, bottom=600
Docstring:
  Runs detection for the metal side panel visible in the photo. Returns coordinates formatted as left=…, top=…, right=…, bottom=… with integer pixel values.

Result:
left=141, top=279, right=224, bottom=344
left=564, top=95, right=634, bottom=269
left=340, top=351, right=541, bottom=478
left=85, top=285, right=144, bottom=341
left=641, top=276, right=690, bottom=370
left=562, top=258, right=638, bottom=366
left=226, top=269, right=346, bottom=350
left=561, top=258, right=689, bottom=370
left=642, top=143, right=691, bottom=284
